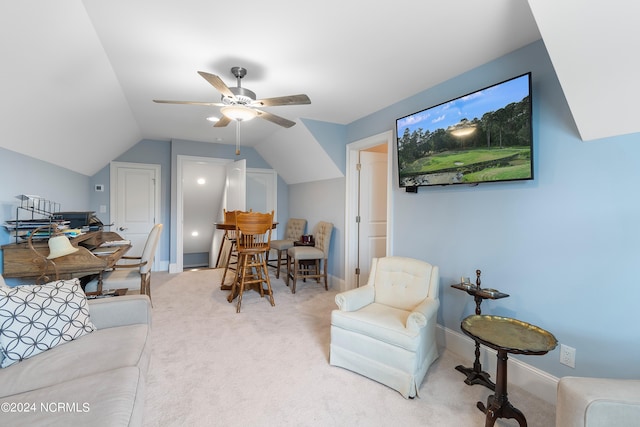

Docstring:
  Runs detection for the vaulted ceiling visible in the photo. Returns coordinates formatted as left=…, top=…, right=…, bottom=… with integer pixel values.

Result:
left=1, top=1, right=636, bottom=180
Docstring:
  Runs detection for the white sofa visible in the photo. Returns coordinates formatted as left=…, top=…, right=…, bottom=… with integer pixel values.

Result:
left=0, top=294, right=151, bottom=426
left=556, top=376, right=640, bottom=427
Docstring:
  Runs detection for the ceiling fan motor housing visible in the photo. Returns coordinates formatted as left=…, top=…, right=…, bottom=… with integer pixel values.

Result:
left=223, top=86, right=256, bottom=105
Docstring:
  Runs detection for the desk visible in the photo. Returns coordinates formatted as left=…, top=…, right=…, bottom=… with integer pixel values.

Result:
left=461, top=315, right=557, bottom=427
left=2, top=231, right=131, bottom=294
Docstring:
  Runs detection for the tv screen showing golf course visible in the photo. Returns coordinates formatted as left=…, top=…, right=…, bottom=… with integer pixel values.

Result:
left=396, top=73, right=533, bottom=188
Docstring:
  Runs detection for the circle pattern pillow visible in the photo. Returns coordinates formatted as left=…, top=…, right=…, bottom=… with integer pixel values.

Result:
left=0, top=279, right=96, bottom=368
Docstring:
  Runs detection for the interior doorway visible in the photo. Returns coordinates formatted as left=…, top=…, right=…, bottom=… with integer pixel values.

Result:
left=177, top=156, right=230, bottom=271
left=174, top=156, right=277, bottom=273
left=345, top=130, right=394, bottom=290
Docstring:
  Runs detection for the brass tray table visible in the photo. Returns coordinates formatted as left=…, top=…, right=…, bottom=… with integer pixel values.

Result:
left=461, top=315, right=557, bottom=427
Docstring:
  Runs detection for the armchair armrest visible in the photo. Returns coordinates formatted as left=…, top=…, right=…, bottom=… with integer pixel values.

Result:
left=335, top=285, right=375, bottom=311
left=113, top=259, right=148, bottom=269
left=88, top=295, right=151, bottom=329
left=556, top=376, right=640, bottom=427
left=406, top=297, right=439, bottom=332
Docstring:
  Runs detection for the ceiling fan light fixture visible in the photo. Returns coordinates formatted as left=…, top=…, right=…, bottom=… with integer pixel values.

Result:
left=221, top=105, right=258, bottom=122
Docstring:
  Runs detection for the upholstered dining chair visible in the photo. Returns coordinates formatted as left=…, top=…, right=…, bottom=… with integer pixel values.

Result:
left=267, top=218, right=306, bottom=278
left=330, top=256, right=440, bottom=398
left=285, top=221, right=333, bottom=294
left=86, top=223, right=163, bottom=302
left=231, top=211, right=275, bottom=313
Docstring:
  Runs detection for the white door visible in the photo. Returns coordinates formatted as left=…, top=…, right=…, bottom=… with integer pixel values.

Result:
left=358, top=150, right=388, bottom=285
left=210, top=159, right=246, bottom=267
left=110, top=162, right=161, bottom=258
left=224, top=159, right=246, bottom=211
left=246, top=168, right=277, bottom=217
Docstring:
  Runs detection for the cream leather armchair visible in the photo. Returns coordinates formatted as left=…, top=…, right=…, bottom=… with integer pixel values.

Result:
left=330, top=256, right=440, bottom=398
left=556, top=376, right=640, bottom=426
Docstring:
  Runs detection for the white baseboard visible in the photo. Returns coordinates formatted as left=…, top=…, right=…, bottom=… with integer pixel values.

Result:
left=330, top=274, right=346, bottom=292
left=437, top=324, right=559, bottom=406
left=166, top=261, right=178, bottom=273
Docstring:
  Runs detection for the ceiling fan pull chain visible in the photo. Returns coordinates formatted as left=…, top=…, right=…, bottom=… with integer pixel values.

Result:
left=235, top=120, right=241, bottom=155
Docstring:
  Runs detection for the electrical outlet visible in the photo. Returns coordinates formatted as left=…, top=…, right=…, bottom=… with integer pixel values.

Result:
left=560, top=344, right=576, bottom=368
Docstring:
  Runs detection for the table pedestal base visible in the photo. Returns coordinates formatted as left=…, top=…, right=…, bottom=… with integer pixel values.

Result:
left=476, top=350, right=527, bottom=427
left=455, top=364, right=495, bottom=390
left=456, top=340, right=495, bottom=390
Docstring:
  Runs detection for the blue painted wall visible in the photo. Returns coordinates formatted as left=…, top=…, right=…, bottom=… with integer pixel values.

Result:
left=346, top=40, right=640, bottom=379
left=0, top=147, right=91, bottom=281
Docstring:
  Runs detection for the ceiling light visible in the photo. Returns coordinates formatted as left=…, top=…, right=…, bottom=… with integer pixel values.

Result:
left=220, top=105, right=258, bottom=122
left=206, top=116, right=219, bottom=123
left=197, top=178, right=205, bottom=185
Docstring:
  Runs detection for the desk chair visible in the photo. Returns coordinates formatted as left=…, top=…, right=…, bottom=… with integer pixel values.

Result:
left=86, top=224, right=163, bottom=302
left=267, top=218, right=306, bottom=279
left=285, top=221, right=333, bottom=294
left=232, top=211, right=274, bottom=313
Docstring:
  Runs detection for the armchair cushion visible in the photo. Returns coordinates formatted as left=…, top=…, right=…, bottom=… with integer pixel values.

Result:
left=332, top=303, right=422, bottom=351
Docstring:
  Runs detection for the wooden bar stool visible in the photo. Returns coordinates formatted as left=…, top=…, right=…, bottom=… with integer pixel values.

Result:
left=231, top=211, right=275, bottom=313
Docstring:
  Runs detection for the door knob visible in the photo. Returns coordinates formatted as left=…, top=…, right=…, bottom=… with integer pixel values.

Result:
left=118, top=227, right=128, bottom=231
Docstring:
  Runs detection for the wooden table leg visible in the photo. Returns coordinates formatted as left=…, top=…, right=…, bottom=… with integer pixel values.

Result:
left=455, top=340, right=495, bottom=390
left=477, top=350, right=527, bottom=427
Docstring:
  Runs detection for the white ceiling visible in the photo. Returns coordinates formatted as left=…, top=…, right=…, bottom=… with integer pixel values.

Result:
left=0, top=1, right=636, bottom=178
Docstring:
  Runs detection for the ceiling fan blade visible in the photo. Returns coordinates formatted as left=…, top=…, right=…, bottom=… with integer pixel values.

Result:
left=153, top=99, right=224, bottom=106
left=254, top=109, right=296, bottom=128
left=213, top=115, right=232, bottom=127
left=197, top=71, right=236, bottom=100
left=253, top=94, right=311, bottom=107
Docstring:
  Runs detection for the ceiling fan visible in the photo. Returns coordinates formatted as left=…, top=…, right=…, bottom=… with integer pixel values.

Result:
left=153, top=66, right=310, bottom=128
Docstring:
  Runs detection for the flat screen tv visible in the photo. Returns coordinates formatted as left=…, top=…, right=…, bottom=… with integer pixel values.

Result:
left=396, top=72, right=533, bottom=188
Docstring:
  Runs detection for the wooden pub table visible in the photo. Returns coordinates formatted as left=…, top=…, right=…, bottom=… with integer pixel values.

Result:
left=460, top=315, right=557, bottom=427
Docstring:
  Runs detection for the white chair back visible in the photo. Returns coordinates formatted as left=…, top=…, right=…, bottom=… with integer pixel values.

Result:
left=140, top=224, right=163, bottom=274
left=370, top=256, right=439, bottom=311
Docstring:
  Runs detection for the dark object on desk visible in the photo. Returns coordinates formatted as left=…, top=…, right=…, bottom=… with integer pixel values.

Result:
left=461, top=315, right=557, bottom=427
left=450, top=269, right=509, bottom=390
left=54, top=211, right=104, bottom=231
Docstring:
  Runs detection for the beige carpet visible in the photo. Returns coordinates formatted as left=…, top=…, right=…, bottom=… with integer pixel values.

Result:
left=143, top=269, right=555, bottom=426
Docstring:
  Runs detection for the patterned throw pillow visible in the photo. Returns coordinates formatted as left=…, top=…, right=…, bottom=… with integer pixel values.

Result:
left=0, top=279, right=96, bottom=368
